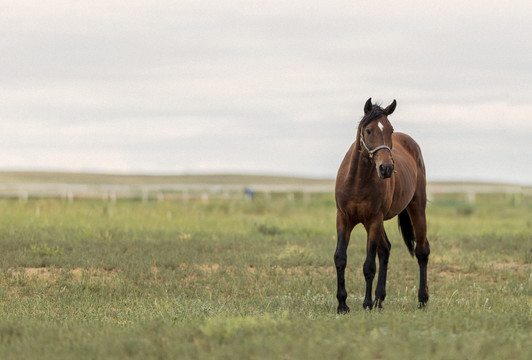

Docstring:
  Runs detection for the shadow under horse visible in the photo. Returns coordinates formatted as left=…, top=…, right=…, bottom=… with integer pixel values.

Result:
left=334, top=98, right=430, bottom=313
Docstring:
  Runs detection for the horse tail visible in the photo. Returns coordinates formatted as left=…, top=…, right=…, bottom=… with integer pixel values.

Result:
left=398, top=209, right=415, bottom=257
left=384, top=229, right=391, bottom=249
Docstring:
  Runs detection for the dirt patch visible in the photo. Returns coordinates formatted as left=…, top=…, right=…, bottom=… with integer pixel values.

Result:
left=488, top=262, right=529, bottom=272
left=244, top=265, right=335, bottom=277
left=430, top=260, right=530, bottom=285
left=70, top=268, right=84, bottom=279
left=278, top=245, right=305, bottom=260
left=175, top=262, right=220, bottom=272
left=176, top=264, right=334, bottom=284
left=199, top=263, right=219, bottom=272
left=432, top=263, right=464, bottom=280
left=7, top=267, right=120, bottom=283
left=273, top=265, right=335, bottom=276
left=9, top=267, right=54, bottom=281
left=175, top=263, right=222, bottom=285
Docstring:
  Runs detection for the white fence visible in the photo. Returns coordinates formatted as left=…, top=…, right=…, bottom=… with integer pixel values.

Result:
left=0, top=183, right=333, bottom=202
left=0, top=182, right=530, bottom=203
left=427, top=183, right=531, bottom=204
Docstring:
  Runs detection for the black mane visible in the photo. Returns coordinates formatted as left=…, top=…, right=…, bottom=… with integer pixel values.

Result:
left=360, top=105, right=385, bottom=128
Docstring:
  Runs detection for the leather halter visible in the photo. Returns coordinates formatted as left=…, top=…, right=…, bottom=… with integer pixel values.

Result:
left=360, top=134, right=394, bottom=162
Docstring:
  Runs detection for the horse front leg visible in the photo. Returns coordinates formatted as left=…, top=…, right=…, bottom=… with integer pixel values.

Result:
left=334, top=214, right=353, bottom=314
left=362, top=239, right=377, bottom=310
left=363, top=221, right=385, bottom=310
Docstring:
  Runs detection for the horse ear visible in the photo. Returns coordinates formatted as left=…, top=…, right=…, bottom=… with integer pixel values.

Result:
left=364, top=98, right=372, bottom=114
left=384, top=99, right=397, bottom=115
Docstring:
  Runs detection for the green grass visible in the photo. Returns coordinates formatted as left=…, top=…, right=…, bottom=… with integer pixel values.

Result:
left=0, top=195, right=530, bottom=359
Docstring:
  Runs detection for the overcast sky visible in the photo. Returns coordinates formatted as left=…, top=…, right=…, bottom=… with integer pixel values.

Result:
left=1, top=0, right=531, bottom=184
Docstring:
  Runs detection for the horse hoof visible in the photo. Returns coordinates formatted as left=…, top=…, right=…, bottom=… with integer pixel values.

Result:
left=362, top=300, right=373, bottom=311
left=418, top=292, right=429, bottom=307
left=337, top=305, right=350, bottom=314
left=373, top=299, right=384, bottom=310
left=417, top=301, right=428, bottom=309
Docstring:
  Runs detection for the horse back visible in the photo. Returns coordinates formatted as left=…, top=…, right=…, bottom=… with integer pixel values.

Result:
left=393, top=132, right=425, bottom=174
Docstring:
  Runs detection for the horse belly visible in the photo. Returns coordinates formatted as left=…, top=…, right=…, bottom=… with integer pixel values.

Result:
left=385, top=157, right=417, bottom=220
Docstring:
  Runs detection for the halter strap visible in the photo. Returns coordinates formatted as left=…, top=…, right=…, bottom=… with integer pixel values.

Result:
left=360, top=135, right=393, bottom=160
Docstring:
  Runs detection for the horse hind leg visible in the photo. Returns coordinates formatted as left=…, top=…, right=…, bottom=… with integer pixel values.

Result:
left=416, top=238, right=430, bottom=307
left=406, top=202, right=430, bottom=308
left=374, top=230, right=391, bottom=309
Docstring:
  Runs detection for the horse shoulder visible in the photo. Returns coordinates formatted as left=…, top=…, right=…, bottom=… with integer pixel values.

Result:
left=335, top=177, right=372, bottom=224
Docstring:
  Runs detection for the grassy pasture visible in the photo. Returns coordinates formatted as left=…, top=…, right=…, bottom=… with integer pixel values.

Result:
left=0, top=190, right=530, bottom=359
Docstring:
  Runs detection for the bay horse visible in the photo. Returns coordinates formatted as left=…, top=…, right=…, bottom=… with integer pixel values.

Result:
left=334, top=98, right=430, bottom=313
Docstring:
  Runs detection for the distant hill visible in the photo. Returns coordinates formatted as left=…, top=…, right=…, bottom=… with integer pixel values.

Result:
left=1, top=171, right=530, bottom=188
left=0, top=171, right=335, bottom=186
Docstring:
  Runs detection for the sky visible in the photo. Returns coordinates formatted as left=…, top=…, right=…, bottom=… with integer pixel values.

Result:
left=1, top=0, right=531, bottom=184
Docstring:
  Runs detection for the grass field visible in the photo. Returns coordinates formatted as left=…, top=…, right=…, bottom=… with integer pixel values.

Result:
left=0, top=191, right=530, bottom=359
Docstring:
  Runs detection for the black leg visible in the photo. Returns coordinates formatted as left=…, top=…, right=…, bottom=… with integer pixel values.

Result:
left=363, top=241, right=377, bottom=310
left=406, top=193, right=430, bottom=309
left=374, top=232, right=391, bottom=309
left=334, top=231, right=350, bottom=314
left=416, top=240, right=430, bottom=308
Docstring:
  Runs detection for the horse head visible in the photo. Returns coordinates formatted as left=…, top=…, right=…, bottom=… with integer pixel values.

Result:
left=360, top=98, right=396, bottom=179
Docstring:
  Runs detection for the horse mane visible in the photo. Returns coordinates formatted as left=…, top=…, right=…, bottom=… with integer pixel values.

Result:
left=359, top=104, right=385, bottom=128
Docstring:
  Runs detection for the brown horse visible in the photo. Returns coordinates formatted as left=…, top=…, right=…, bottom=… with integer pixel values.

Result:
left=334, top=98, right=430, bottom=313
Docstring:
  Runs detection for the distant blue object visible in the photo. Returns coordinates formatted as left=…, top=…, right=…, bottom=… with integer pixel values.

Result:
left=244, top=187, right=255, bottom=199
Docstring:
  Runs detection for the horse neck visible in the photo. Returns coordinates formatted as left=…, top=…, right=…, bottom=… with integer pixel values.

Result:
left=345, top=130, right=375, bottom=184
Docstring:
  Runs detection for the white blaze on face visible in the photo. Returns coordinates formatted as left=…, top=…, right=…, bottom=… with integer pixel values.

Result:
left=378, top=121, right=384, bottom=132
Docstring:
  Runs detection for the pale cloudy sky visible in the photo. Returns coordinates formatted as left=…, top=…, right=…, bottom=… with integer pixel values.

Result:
left=1, top=0, right=531, bottom=184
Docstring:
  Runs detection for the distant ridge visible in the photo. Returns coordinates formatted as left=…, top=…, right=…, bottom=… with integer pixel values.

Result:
left=0, top=171, right=335, bottom=186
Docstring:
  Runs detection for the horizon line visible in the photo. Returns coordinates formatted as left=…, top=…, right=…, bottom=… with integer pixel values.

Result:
left=0, top=169, right=530, bottom=187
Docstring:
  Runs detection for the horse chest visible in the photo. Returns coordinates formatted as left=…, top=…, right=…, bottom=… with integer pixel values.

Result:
left=338, top=188, right=391, bottom=224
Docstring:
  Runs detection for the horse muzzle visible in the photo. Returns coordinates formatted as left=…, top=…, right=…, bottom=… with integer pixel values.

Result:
left=378, top=164, right=394, bottom=179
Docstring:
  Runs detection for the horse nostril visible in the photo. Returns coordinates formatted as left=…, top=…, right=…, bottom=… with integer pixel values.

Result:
left=378, top=164, right=394, bottom=178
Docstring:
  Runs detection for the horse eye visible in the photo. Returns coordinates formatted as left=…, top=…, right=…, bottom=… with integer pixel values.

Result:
left=365, top=129, right=371, bottom=135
